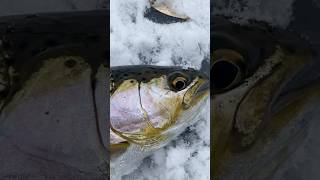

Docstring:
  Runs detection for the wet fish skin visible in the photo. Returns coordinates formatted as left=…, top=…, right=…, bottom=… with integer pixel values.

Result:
left=110, top=64, right=209, bottom=147
left=109, top=64, right=209, bottom=178
left=0, top=11, right=109, bottom=179
left=211, top=16, right=319, bottom=180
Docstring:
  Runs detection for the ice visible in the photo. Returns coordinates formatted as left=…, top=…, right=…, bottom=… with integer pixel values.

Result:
left=110, top=0, right=210, bottom=179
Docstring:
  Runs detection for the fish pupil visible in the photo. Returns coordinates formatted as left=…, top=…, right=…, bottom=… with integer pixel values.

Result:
left=175, top=80, right=185, bottom=90
left=212, top=60, right=239, bottom=90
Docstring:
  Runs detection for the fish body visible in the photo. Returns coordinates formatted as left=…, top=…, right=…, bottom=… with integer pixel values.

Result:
left=110, top=65, right=209, bottom=177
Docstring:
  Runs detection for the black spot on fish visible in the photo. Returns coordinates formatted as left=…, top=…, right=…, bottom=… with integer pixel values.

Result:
left=64, top=59, right=77, bottom=68
left=110, top=65, right=202, bottom=93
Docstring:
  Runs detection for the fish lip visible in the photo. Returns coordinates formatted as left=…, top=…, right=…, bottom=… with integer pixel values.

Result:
left=195, top=76, right=210, bottom=95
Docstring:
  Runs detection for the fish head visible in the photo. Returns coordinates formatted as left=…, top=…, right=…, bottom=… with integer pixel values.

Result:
left=211, top=16, right=317, bottom=179
left=110, top=65, right=209, bottom=151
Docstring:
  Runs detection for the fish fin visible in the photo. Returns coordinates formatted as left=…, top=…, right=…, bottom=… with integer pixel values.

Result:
left=144, top=0, right=189, bottom=24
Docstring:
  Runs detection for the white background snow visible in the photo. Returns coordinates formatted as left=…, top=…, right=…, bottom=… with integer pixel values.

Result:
left=110, top=0, right=210, bottom=180
left=110, top=0, right=210, bottom=68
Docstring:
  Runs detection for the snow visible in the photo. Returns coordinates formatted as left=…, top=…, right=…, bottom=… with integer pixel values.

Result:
left=212, top=0, right=295, bottom=28
left=110, top=0, right=210, bottom=179
left=110, top=0, right=209, bottom=68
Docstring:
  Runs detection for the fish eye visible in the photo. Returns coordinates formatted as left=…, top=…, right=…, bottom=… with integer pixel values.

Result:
left=168, top=72, right=189, bottom=91
left=172, top=76, right=187, bottom=90
left=211, top=49, right=245, bottom=93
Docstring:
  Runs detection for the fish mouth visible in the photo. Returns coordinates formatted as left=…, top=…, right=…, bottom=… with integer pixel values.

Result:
left=190, top=72, right=210, bottom=102
left=195, top=76, right=209, bottom=96
left=181, top=74, right=209, bottom=111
